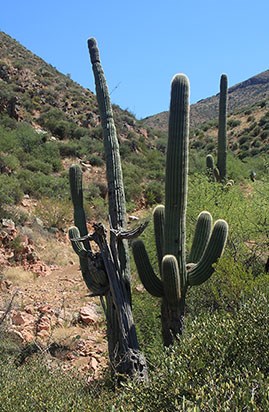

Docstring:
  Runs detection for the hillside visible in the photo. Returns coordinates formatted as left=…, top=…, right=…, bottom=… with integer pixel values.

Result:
left=0, top=31, right=150, bottom=143
left=143, top=69, right=269, bottom=130
left=0, top=31, right=164, bottom=209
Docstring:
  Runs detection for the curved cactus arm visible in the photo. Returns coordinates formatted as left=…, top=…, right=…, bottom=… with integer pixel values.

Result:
left=162, top=255, right=181, bottom=306
left=153, top=205, right=165, bottom=273
left=69, top=226, right=108, bottom=295
left=69, top=164, right=91, bottom=251
left=132, top=239, right=164, bottom=297
left=214, top=167, right=221, bottom=182
left=188, top=211, right=213, bottom=263
left=187, top=219, right=228, bottom=286
left=69, top=226, right=88, bottom=258
left=206, top=154, right=215, bottom=170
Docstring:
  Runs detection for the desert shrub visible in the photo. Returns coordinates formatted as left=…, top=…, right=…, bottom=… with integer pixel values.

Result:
left=238, top=135, right=250, bottom=146
left=124, top=177, right=143, bottom=204
left=17, top=170, right=69, bottom=200
left=58, top=141, right=82, bottom=157
left=258, top=113, right=269, bottom=127
left=88, top=154, right=104, bottom=167
left=0, top=175, right=23, bottom=204
left=38, top=108, right=76, bottom=139
left=113, top=287, right=269, bottom=412
left=228, top=119, right=241, bottom=128
left=260, top=129, right=269, bottom=140
left=0, top=354, right=112, bottom=412
left=191, top=139, right=204, bottom=149
left=144, top=181, right=164, bottom=206
left=86, top=182, right=101, bottom=200
left=0, top=153, right=20, bottom=172
left=249, top=147, right=260, bottom=156
left=205, top=142, right=215, bottom=152
left=24, top=159, right=53, bottom=174
left=35, top=197, right=73, bottom=230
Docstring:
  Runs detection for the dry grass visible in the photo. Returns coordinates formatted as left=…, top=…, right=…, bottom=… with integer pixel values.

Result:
left=3, top=267, right=36, bottom=285
left=34, top=234, right=75, bottom=267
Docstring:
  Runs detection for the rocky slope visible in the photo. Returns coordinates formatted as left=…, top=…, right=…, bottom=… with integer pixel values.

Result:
left=143, top=70, right=269, bottom=131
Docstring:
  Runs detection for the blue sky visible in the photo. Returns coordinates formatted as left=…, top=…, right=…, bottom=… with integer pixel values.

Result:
left=1, top=1, right=268, bottom=119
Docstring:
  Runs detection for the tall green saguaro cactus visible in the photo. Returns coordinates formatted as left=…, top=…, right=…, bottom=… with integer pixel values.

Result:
left=68, top=38, right=147, bottom=380
left=132, top=74, right=228, bottom=347
left=217, top=73, right=228, bottom=181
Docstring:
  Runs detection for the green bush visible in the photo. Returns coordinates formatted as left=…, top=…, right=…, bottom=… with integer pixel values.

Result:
left=144, top=181, right=164, bottom=206
left=0, top=175, right=23, bottom=204
left=115, top=289, right=269, bottom=411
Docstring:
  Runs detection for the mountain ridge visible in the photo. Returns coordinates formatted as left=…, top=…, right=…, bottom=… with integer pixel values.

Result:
left=142, top=69, right=269, bottom=131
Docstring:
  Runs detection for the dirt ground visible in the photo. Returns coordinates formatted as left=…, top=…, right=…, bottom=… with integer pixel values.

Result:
left=0, top=243, right=108, bottom=381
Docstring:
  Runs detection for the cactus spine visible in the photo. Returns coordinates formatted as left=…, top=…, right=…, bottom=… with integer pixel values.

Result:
left=69, top=38, right=147, bottom=380
left=217, top=73, right=228, bottom=181
left=132, top=74, right=228, bottom=347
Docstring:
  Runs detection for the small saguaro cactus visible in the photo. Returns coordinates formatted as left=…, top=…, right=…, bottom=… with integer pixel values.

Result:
left=205, top=74, right=228, bottom=182
left=206, top=153, right=220, bottom=182
left=132, top=74, right=228, bottom=347
left=217, top=73, right=228, bottom=181
left=68, top=38, right=147, bottom=381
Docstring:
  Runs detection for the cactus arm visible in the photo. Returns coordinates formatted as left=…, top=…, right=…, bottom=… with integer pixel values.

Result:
left=153, top=205, right=165, bottom=273
left=217, top=74, right=228, bottom=181
left=68, top=227, right=108, bottom=295
left=162, top=255, right=181, bottom=306
left=69, top=164, right=91, bottom=251
left=206, top=154, right=215, bottom=171
left=188, top=211, right=213, bottom=263
left=132, top=239, right=164, bottom=297
left=187, top=219, right=228, bottom=286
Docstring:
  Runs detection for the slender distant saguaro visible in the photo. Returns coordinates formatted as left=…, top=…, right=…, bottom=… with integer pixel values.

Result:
left=217, top=74, right=228, bottom=181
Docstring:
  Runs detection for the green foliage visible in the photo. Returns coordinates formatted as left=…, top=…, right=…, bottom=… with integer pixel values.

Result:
left=0, top=174, right=23, bottom=204
left=144, top=181, right=164, bottom=206
left=116, top=288, right=269, bottom=412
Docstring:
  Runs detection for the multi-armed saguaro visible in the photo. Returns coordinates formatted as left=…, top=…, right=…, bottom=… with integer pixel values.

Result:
left=68, top=38, right=147, bottom=380
left=133, top=74, right=228, bottom=347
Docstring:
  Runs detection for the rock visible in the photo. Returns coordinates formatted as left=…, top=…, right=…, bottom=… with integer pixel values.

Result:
left=79, top=305, right=100, bottom=325
left=89, top=356, right=99, bottom=371
left=1, top=219, right=16, bottom=231
left=128, top=215, right=139, bottom=221
left=38, top=304, right=53, bottom=315
left=33, top=217, right=44, bottom=228
left=12, top=311, right=35, bottom=326
left=135, top=284, right=145, bottom=293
